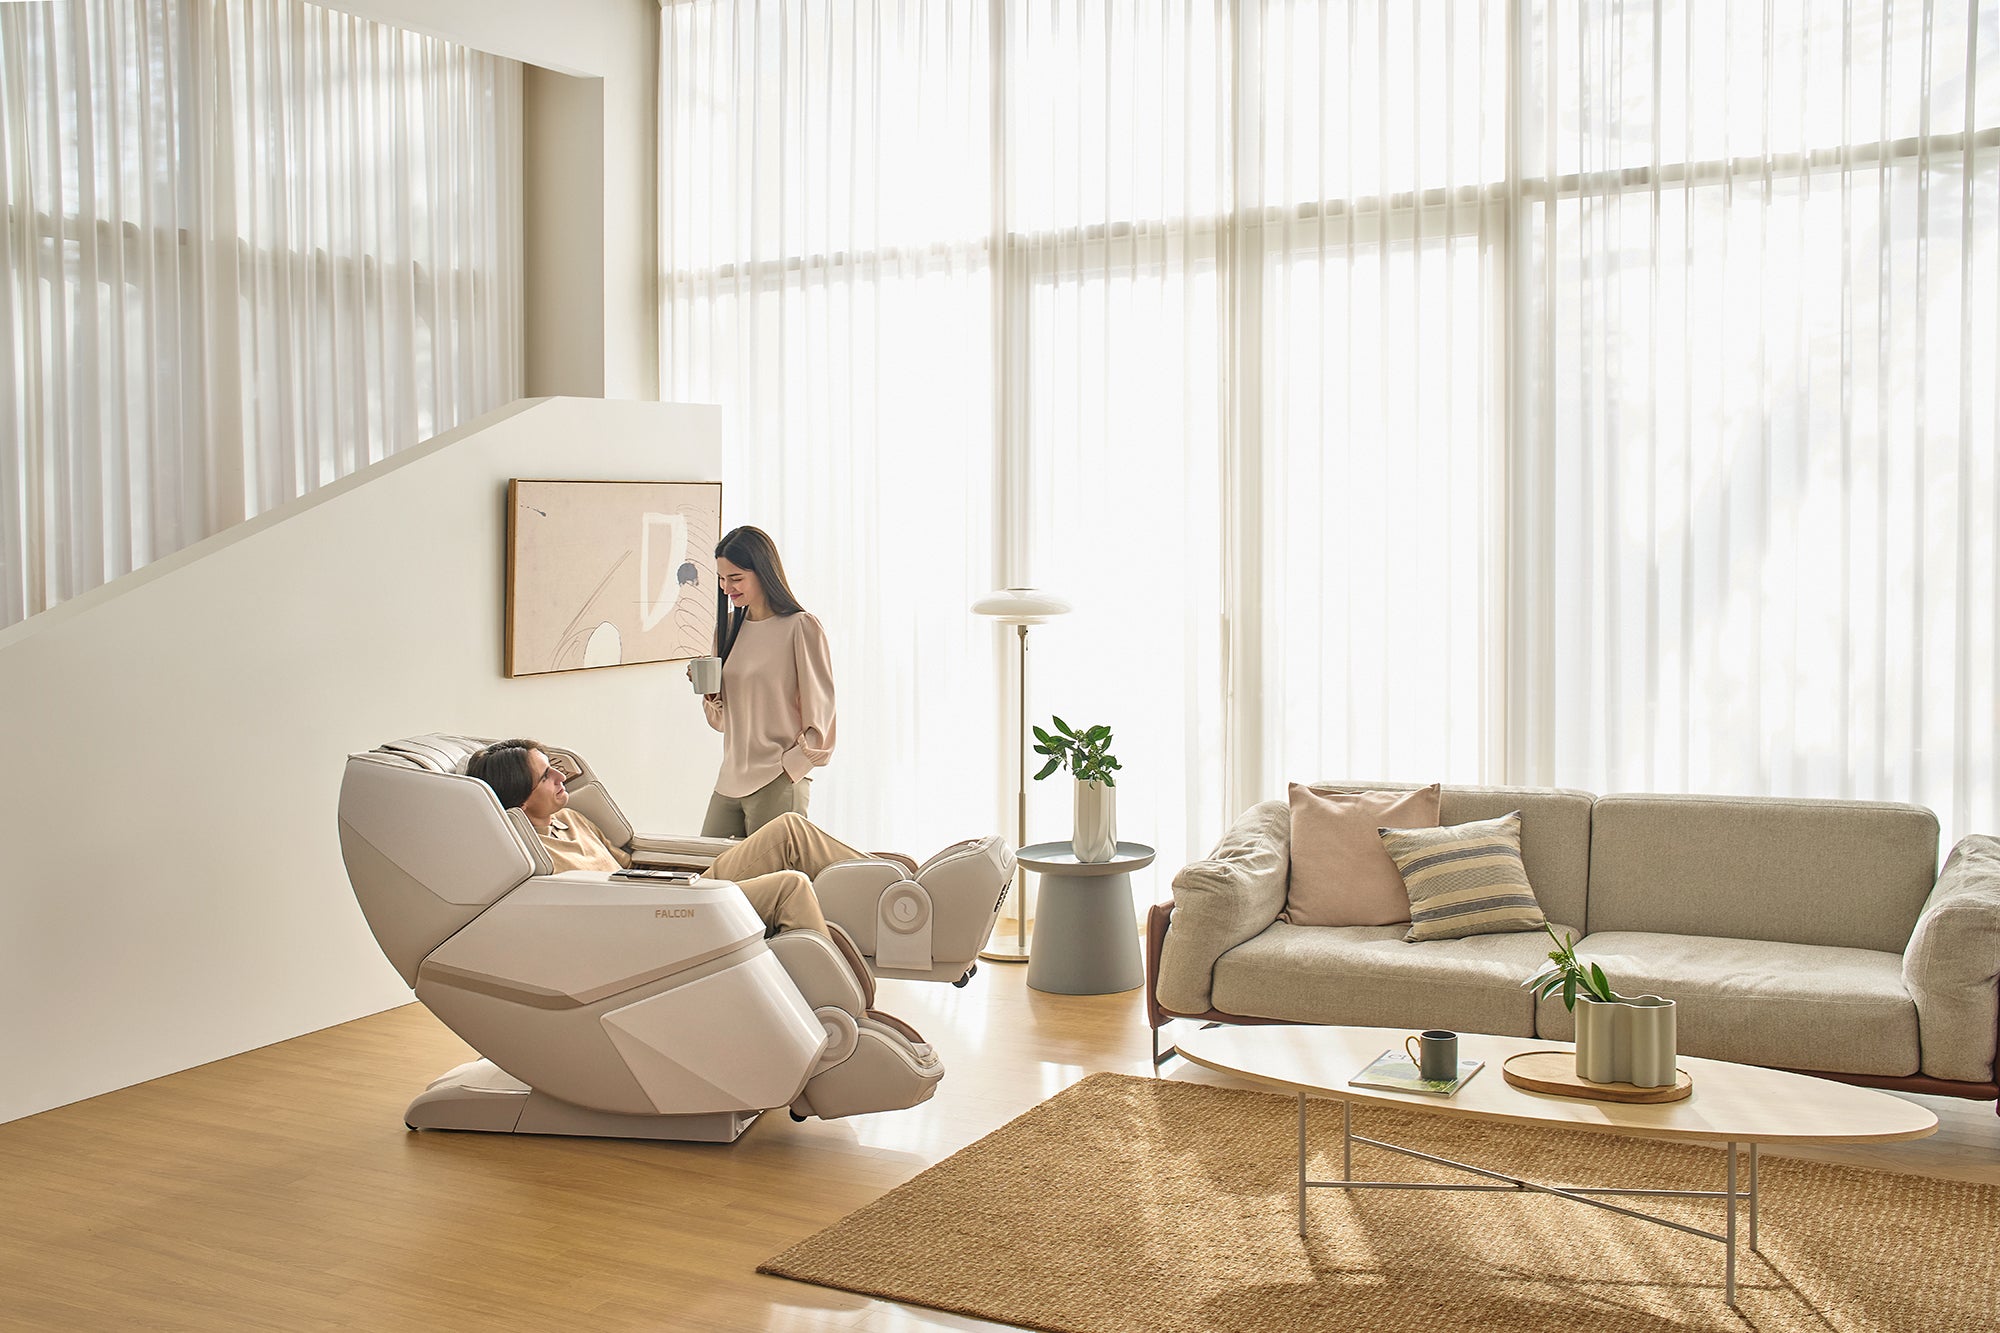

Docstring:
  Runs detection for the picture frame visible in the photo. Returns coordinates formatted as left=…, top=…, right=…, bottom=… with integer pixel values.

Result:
left=504, top=479, right=724, bottom=677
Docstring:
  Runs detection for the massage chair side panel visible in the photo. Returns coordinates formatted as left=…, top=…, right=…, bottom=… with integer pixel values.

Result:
left=813, top=836, right=1016, bottom=983
left=337, top=755, right=535, bottom=985
left=419, top=879, right=827, bottom=1116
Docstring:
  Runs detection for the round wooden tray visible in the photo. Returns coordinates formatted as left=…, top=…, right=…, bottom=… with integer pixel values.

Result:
left=1501, top=1051, right=1693, bottom=1103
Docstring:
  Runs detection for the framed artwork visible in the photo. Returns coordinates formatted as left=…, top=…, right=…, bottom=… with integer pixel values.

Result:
left=505, top=479, right=724, bottom=677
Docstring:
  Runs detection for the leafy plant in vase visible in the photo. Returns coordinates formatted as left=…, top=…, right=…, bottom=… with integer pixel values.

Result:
left=1032, top=717, right=1120, bottom=863
left=1523, top=924, right=1678, bottom=1088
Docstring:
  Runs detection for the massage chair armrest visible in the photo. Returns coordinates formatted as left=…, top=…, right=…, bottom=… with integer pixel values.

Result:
left=626, top=833, right=737, bottom=869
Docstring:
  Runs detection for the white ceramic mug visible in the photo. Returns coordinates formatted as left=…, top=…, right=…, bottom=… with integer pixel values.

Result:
left=689, top=656, right=722, bottom=694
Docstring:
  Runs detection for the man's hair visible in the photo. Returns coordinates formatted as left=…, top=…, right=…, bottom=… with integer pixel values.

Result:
left=466, top=737, right=546, bottom=811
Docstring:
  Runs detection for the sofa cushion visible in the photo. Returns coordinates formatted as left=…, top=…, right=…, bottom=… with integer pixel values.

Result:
left=1533, top=931, right=1919, bottom=1077
left=1587, top=794, right=1938, bottom=952
left=1379, top=812, right=1549, bottom=942
left=1306, top=782, right=1595, bottom=933
left=1902, top=835, right=2000, bottom=1083
left=1208, top=920, right=1581, bottom=1037
left=1282, top=783, right=1440, bottom=926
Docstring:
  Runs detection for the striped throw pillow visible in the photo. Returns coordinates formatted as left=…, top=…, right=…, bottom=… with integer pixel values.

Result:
left=1377, top=812, right=1548, bottom=943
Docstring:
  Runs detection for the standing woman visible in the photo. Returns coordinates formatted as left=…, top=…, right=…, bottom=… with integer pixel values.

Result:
left=698, top=526, right=837, bottom=837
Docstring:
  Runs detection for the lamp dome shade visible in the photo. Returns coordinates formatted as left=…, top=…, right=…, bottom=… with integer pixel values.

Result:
left=971, top=587, right=1072, bottom=624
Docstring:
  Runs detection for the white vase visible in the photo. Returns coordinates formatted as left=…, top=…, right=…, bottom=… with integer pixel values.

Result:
left=1574, top=994, right=1678, bottom=1088
left=1072, top=779, right=1117, bottom=863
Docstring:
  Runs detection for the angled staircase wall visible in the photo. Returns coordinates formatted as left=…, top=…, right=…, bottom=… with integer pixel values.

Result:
left=0, top=397, right=722, bottom=1123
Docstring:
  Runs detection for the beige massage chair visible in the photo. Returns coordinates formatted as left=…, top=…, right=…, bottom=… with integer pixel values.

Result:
left=337, top=734, right=1014, bottom=1141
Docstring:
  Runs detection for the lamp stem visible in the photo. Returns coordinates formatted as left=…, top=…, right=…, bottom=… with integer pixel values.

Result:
left=1016, top=621, right=1029, bottom=949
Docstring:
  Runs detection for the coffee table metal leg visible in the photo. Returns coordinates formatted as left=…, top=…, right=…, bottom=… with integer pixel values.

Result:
left=1725, top=1143, right=1738, bottom=1307
left=1749, top=1143, right=1759, bottom=1251
left=1293, top=1108, right=1758, bottom=1308
left=1297, top=1095, right=1307, bottom=1236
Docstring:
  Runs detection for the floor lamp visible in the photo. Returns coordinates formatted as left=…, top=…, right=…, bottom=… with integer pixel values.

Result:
left=972, top=587, right=1072, bottom=962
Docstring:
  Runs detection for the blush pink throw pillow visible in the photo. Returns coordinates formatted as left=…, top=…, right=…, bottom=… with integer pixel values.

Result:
left=1281, top=783, right=1443, bottom=926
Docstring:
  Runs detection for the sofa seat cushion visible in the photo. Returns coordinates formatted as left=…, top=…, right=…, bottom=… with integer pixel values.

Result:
left=1208, top=921, right=1580, bottom=1037
left=1533, top=931, right=1918, bottom=1077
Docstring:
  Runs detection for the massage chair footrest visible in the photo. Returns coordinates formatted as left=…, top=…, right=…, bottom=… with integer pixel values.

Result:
left=792, top=1021, right=944, bottom=1121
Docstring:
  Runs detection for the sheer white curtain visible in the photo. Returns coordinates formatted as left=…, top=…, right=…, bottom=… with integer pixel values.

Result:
left=660, top=0, right=1002, bottom=850
left=664, top=0, right=2000, bottom=869
left=662, top=0, right=1227, bottom=871
left=1008, top=1, right=1229, bottom=878
left=1250, top=0, right=1510, bottom=796
left=1, top=0, right=522, bottom=629
left=1513, top=0, right=2000, bottom=844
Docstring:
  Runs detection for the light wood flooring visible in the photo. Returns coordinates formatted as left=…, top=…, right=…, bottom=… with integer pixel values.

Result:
left=3, top=964, right=1996, bottom=1331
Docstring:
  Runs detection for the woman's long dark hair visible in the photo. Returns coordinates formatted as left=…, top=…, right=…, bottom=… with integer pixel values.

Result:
left=714, top=526, right=806, bottom=663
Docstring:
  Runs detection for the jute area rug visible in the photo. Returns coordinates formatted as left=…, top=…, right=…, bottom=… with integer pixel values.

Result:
left=761, top=1072, right=1998, bottom=1332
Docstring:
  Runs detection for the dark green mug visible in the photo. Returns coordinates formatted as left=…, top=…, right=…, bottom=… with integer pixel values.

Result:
left=1404, top=1029, right=1459, bottom=1082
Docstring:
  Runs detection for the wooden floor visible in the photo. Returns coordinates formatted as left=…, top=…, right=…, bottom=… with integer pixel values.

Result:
left=3, top=964, right=1996, bottom=1332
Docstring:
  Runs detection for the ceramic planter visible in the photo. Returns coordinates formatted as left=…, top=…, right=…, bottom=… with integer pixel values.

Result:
left=1072, top=778, right=1117, bottom=863
left=1574, top=994, right=1678, bottom=1087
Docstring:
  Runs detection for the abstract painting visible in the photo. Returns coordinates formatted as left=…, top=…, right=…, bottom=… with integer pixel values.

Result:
left=505, top=479, right=723, bottom=676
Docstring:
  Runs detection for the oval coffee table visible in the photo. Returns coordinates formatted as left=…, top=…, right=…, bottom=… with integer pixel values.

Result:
left=1178, top=1024, right=1937, bottom=1307
left=1016, top=841, right=1154, bottom=995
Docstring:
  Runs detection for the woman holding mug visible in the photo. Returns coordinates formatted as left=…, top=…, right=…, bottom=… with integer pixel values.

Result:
left=695, top=526, right=837, bottom=837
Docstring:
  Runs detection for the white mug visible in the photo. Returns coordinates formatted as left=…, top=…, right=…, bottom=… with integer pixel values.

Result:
left=689, top=656, right=723, bottom=694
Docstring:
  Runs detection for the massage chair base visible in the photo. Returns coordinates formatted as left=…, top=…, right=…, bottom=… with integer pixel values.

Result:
left=405, top=1059, right=763, bottom=1142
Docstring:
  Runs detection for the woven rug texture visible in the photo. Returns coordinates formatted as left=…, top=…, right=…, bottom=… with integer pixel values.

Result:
left=760, top=1072, right=1998, bottom=1332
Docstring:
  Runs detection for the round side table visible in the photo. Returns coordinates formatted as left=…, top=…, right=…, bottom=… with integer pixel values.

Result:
left=1017, top=841, right=1156, bottom=995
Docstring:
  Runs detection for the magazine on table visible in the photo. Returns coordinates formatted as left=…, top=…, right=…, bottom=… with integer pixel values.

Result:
left=1348, top=1050, right=1486, bottom=1097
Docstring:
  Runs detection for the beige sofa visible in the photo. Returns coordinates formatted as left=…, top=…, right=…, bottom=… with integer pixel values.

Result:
left=1145, top=784, right=2000, bottom=1112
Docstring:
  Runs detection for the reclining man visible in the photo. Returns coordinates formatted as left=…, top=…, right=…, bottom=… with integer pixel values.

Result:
left=466, top=738, right=874, bottom=939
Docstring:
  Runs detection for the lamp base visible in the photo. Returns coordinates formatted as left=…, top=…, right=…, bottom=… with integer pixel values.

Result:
left=978, top=930, right=1033, bottom=963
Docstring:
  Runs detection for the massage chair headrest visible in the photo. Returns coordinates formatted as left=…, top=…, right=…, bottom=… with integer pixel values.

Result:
left=363, top=733, right=636, bottom=850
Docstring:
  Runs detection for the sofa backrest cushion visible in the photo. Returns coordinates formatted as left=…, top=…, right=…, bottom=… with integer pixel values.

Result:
left=1588, top=794, right=1939, bottom=952
left=1306, top=783, right=1595, bottom=931
left=1284, top=783, right=1441, bottom=925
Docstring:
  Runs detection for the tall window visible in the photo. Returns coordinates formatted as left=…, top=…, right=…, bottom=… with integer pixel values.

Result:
left=663, top=0, right=1999, bottom=863
left=1516, top=0, right=2000, bottom=849
left=1, top=0, right=523, bottom=629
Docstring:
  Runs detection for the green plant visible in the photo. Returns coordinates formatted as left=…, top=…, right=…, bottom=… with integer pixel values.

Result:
left=1523, top=923, right=1623, bottom=1011
left=1031, top=716, right=1121, bottom=786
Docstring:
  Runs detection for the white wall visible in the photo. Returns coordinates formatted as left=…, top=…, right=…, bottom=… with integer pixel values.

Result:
left=523, top=66, right=608, bottom=398
left=0, top=398, right=722, bottom=1124
left=323, top=0, right=659, bottom=399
